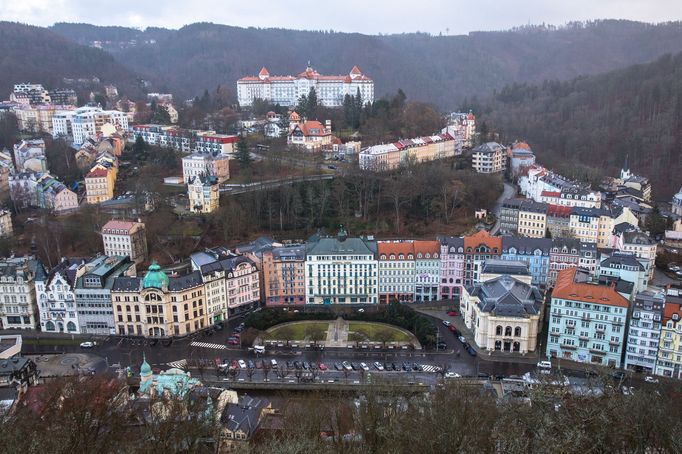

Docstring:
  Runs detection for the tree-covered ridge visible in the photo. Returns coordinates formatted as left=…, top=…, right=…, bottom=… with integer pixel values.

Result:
left=48, top=20, right=682, bottom=108
left=479, top=52, right=682, bottom=199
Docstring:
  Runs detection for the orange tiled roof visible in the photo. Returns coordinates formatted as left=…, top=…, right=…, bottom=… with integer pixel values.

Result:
left=413, top=240, right=439, bottom=255
left=102, top=219, right=140, bottom=233
left=463, top=230, right=501, bottom=251
left=662, top=300, right=682, bottom=324
left=552, top=268, right=629, bottom=308
left=86, top=168, right=108, bottom=178
left=298, top=121, right=329, bottom=137
left=378, top=241, right=414, bottom=259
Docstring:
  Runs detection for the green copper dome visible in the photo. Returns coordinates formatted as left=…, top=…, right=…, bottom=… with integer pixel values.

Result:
left=140, top=354, right=152, bottom=377
left=142, top=261, right=169, bottom=290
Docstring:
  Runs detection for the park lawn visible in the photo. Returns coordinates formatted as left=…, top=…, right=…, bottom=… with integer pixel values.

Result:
left=348, top=322, right=412, bottom=342
left=267, top=321, right=329, bottom=341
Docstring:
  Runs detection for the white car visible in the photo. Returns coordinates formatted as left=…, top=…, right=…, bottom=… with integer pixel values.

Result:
left=444, top=372, right=461, bottom=379
left=79, top=341, right=96, bottom=348
left=360, top=362, right=369, bottom=371
left=537, top=360, right=552, bottom=369
left=238, top=359, right=247, bottom=369
left=270, top=359, right=278, bottom=369
left=644, top=376, right=659, bottom=384
left=442, top=320, right=451, bottom=327
left=622, top=386, right=635, bottom=396
left=373, top=362, right=384, bottom=371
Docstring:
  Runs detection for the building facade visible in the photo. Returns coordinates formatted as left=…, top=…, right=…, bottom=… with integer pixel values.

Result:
left=463, top=230, right=502, bottom=287
left=131, top=124, right=238, bottom=155
left=500, top=236, right=551, bottom=287
left=237, top=65, right=374, bottom=107
left=377, top=241, right=416, bottom=304
left=305, top=231, right=378, bottom=305
left=188, top=175, right=220, bottom=214
left=102, top=219, right=148, bottom=265
left=182, top=153, right=230, bottom=183
left=414, top=240, right=440, bottom=302
left=471, top=142, right=507, bottom=174
left=0, top=257, right=39, bottom=330
left=359, top=133, right=456, bottom=172
left=569, top=207, right=614, bottom=248
left=546, top=268, right=629, bottom=367
left=624, top=290, right=664, bottom=374
left=262, top=245, right=306, bottom=306
left=36, top=258, right=85, bottom=334
left=438, top=236, right=465, bottom=301
left=656, top=288, right=682, bottom=379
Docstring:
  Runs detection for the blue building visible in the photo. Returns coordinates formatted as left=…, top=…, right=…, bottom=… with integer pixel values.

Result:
left=501, top=237, right=551, bottom=287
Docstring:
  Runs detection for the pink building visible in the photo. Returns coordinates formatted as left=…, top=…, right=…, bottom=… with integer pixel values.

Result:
left=438, top=236, right=465, bottom=300
left=262, top=244, right=306, bottom=306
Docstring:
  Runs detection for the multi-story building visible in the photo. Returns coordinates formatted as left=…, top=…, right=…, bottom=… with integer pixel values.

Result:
left=499, top=199, right=524, bottom=235
left=624, top=290, right=664, bottom=374
left=0, top=209, right=13, bottom=238
left=617, top=231, right=657, bottom=284
left=579, top=242, right=598, bottom=273
left=48, top=88, right=77, bottom=106
left=517, top=200, right=548, bottom=238
left=182, top=153, right=230, bottom=183
left=14, top=104, right=75, bottom=133
left=569, top=207, right=614, bottom=248
left=546, top=204, right=573, bottom=238
left=463, top=230, right=502, bottom=287
left=101, top=219, right=148, bottom=265
left=9, top=172, right=78, bottom=214
left=471, top=142, right=507, bottom=174
left=461, top=274, right=543, bottom=354
left=539, top=187, right=602, bottom=208
left=442, top=111, right=475, bottom=148
left=188, top=174, right=219, bottom=214
left=655, top=287, right=682, bottom=379
left=194, top=253, right=260, bottom=318
left=262, top=245, right=306, bottom=306
left=52, top=106, right=129, bottom=145
left=36, top=258, right=86, bottom=334
left=414, top=240, right=440, bottom=302
left=672, top=186, right=682, bottom=216
left=112, top=262, right=207, bottom=337
left=359, top=133, right=456, bottom=172
left=131, top=124, right=238, bottom=155
left=237, top=64, right=374, bottom=107
left=597, top=251, right=648, bottom=296
left=438, top=236, right=465, bottom=301
left=85, top=167, right=114, bottom=204
left=13, top=139, right=47, bottom=172
left=378, top=241, right=416, bottom=304
left=305, top=230, right=378, bottom=305
left=546, top=267, right=629, bottom=367
left=74, top=255, right=135, bottom=335
left=509, top=141, right=536, bottom=177
left=287, top=114, right=334, bottom=151
left=548, top=238, right=581, bottom=286
left=0, top=257, right=40, bottom=330
left=500, top=236, right=551, bottom=287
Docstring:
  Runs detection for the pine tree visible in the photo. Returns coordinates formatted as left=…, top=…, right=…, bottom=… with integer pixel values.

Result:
left=306, top=87, right=318, bottom=118
left=236, top=135, right=252, bottom=167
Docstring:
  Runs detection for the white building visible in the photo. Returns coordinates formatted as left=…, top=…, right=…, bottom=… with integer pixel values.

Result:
left=0, top=257, right=40, bottom=330
left=13, top=139, right=47, bottom=173
left=53, top=106, right=129, bottom=145
left=672, top=186, right=682, bottom=217
left=624, top=290, right=664, bottom=374
left=36, top=258, right=85, bottom=334
left=182, top=153, right=230, bottom=183
left=237, top=64, right=374, bottom=108
left=471, top=142, right=507, bottom=174
left=101, top=219, right=148, bottom=265
left=305, top=231, right=378, bottom=305
left=0, top=209, right=12, bottom=237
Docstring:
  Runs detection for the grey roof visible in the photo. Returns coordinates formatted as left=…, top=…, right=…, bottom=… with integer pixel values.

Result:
left=220, top=394, right=269, bottom=438
left=482, top=260, right=530, bottom=276
left=502, top=237, right=552, bottom=255
left=112, top=276, right=141, bottom=292
left=623, top=231, right=655, bottom=245
left=550, top=237, right=580, bottom=252
left=613, top=222, right=638, bottom=234
left=467, top=275, right=542, bottom=317
left=0, top=357, right=32, bottom=376
left=438, top=236, right=464, bottom=249
left=168, top=271, right=203, bottom=291
left=600, top=252, right=645, bottom=271
left=271, top=244, right=305, bottom=261
left=633, top=290, right=665, bottom=313
left=473, top=142, right=505, bottom=154
left=597, top=275, right=635, bottom=295
left=571, top=206, right=612, bottom=217
left=235, top=236, right=276, bottom=258
left=307, top=236, right=376, bottom=256
left=200, top=255, right=254, bottom=276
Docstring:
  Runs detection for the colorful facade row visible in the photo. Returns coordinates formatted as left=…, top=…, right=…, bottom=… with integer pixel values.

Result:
left=131, top=124, right=238, bottom=155
left=359, top=133, right=457, bottom=171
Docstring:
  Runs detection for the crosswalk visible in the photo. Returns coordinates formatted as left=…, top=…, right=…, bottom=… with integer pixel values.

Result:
left=166, top=359, right=188, bottom=369
left=420, top=364, right=441, bottom=373
left=190, top=341, right=227, bottom=350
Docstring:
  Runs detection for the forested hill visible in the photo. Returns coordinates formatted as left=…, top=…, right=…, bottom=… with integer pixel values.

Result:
left=0, top=22, right=144, bottom=98
left=49, top=20, right=682, bottom=108
left=479, top=52, right=682, bottom=199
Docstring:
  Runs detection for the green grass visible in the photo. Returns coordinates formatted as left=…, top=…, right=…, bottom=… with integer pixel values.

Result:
left=348, top=322, right=412, bottom=343
left=23, top=338, right=84, bottom=346
left=267, top=321, right=329, bottom=341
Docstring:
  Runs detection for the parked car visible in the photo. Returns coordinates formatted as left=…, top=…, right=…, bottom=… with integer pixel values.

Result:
left=447, top=311, right=459, bottom=316
left=293, top=361, right=302, bottom=370
left=360, top=362, right=370, bottom=371
left=444, top=372, right=461, bottom=378
left=373, top=361, right=384, bottom=371
left=402, top=362, right=410, bottom=371
left=79, top=341, right=96, bottom=348
left=334, top=362, right=343, bottom=371
left=458, top=336, right=467, bottom=344
left=247, top=360, right=256, bottom=369
left=412, top=363, right=421, bottom=371
left=448, top=325, right=457, bottom=333
left=302, top=361, right=310, bottom=370
left=466, top=346, right=477, bottom=357
left=442, top=320, right=452, bottom=327
left=645, top=376, right=659, bottom=383
left=537, top=361, right=552, bottom=370
left=318, top=363, right=328, bottom=371
left=255, top=360, right=263, bottom=369
left=437, top=341, right=447, bottom=350
left=391, top=362, right=398, bottom=371
left=611, top=371, right=627, bottom=381
left=342, top=361, right=352, bottom=371
left=227, top=338, right=239, bottom=345
left=351, top=362, right=359, bottom=371
left=622, top=386, right=635, bottom=396
left=270, top=359, right=278, bottom=369
left=238, top=359, right=247, bottom=369
left=286, top=361, right=293, bottom=369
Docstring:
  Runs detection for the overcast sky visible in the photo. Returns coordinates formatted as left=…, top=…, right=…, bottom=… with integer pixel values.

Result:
left=3, top=0, right=682, bottom=34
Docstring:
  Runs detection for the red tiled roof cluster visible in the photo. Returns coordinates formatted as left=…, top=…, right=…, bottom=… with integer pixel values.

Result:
left=553, top=268, right=629, bottom=308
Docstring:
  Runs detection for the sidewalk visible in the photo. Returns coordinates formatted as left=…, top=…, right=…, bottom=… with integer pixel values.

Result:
left=417, top=309, right=540, bottom=364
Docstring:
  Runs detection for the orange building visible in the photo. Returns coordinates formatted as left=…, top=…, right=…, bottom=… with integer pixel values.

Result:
left=262, top=244, right=306, bottom=306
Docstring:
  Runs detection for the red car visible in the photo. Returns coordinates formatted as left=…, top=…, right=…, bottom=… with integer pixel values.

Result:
left=448, top=325, right=457, bottom=333
left=318, top=363, right=328, bottom=371
left=447, top=311, right=459, bottom=316
left=227, top=338, right=239, bottom=345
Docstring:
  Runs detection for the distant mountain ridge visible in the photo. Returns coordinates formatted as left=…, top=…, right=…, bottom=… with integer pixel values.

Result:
left=48, top=20, right=682, bottom=107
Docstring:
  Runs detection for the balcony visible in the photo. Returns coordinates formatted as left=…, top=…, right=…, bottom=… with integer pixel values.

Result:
left=561, top=344, right=577, bottom=350
left=589, top=349, right=606, bottom=355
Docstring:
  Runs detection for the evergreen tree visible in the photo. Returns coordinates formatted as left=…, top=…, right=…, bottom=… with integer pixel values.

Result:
left=306, top=87, right=318, bottom=118
left=236, top=135, right=252, bottom=167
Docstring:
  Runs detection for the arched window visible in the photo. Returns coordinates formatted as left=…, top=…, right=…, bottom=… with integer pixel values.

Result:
left=505, top=326, right=512, bottom=336
left=67, top=321, right=77, bottom=332
left=514, top=327, right=522, bottom=337
left=496, top=326, right=503, bottom=336
left=45, top=321, right=55, bottom=331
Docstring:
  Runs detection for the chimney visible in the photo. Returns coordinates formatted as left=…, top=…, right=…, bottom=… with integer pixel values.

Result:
left=325, top=120, right=332, bottom=134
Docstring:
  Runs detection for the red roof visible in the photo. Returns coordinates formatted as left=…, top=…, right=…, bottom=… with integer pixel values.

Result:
left=258, top=67, right=269, bottom=77
left=378, top=241, right=415, bottom=258
left=86, top=168, right=108, bottom=178
left=463, top=230, right=501, bottom=252
left=547, top=204, right=572, bottom=217
left=297, top=121, right=329, bottom=137
left=663, top=300, right=682, bottom=324
left=102, top=219, right=141, bottom=233
left=350, top=65, right=362, bottom=75
left=413, top=240, right=439, bottom=256
left=553, top=268, right=629, bottom=308
left=541, top=190, right=561, bottom=198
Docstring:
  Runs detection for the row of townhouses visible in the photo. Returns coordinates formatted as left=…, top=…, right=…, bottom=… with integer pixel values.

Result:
left=130, top=124, right=238, bottom=155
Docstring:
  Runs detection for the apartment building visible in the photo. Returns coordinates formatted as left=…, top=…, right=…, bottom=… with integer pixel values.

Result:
left=624, top=290, right=664, bottom=374
left=438, top=236, right=465, bottom=301
left=378, top=241, right=417, bottom=304
left=655, top=288, right=682, bottom=379
left=262, top=245, right=306, bottom=306
left=188, top=174, right=220, bottom=214
left=0, top=257, right=40, bottom=330
left=463, top=230, right=502, bottom=287
left=546, top=267, right=629, bottom=367
left=182, top=153, right=230, bottom=183
left=359, top=133, right=456, bottom=172
left=414, top=240, right=441, bottom=302
left=101, top=219, right=148, bottom=265
left=36, top=258, right=86, bottom=334
left=569, top=207, right=614, bottom=248
left=500, top=236, right=551, bottom=286
left=548, top=238, right=581, bottom=286
left=471, top=142, right=507, bottom=174
left=287, top=114, right=334, bottom=151
left=131, top=124, right=238, bottom=155
left=53, top=106, right=129, bottom=145
left=597, top=251, right=648, bottom=296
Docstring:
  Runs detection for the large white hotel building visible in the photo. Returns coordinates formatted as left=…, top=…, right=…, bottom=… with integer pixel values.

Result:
left=237, top=64, right=374, bottom=108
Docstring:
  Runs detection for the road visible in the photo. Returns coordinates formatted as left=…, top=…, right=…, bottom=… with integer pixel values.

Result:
left=219, top=174, right=334, bottom=195
left=490, top=182, right=517, bottom=235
